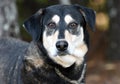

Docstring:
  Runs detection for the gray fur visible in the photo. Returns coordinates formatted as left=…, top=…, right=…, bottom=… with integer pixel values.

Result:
left=0, top=37, right=29, bottom=84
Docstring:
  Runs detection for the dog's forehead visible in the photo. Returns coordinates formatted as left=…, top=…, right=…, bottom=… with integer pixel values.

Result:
left=46, top=5, right=75, bottom=11
left=51, top=14, right=74, bottom=24
left=47, top=5, right=78, bottom=14
left=43, top=5, right=84, bottom=25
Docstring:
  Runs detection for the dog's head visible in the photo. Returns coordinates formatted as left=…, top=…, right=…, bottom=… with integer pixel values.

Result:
left=23, top=5, right=95, bottom=68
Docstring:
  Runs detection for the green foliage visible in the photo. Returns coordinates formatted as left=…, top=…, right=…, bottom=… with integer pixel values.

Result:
left=35, top=0, right=48, bottom=4
left=17, top=0, right=49, bottom=4
left=17, top=0, right=24, bottom=3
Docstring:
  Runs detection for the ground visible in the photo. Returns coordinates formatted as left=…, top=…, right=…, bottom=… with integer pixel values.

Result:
left=86, top=61, right=120, bottom=84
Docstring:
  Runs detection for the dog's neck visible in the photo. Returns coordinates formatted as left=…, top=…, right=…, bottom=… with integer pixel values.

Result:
left=55, top=63, right=86, bottom=84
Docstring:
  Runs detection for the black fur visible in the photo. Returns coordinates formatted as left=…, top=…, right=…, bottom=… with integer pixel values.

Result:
left=24, top=9, right=44, bottom=41
left=74, top=4, right=96, bottom=31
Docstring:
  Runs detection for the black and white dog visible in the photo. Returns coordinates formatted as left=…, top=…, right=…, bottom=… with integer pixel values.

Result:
left=22, top=4, right=95, bottom=84
left=0, top=4, right=95, bottom=84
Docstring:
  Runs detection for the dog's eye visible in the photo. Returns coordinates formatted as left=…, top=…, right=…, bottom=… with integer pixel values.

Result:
left=47, top=22, right=56, bottom=28
left=68, top=22, right=78, bottom=29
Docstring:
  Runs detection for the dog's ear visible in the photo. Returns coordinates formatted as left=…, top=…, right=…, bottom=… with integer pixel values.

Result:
left=23, top=9, right=44, bottom=41
left=74, top=5, right=96, bottom=31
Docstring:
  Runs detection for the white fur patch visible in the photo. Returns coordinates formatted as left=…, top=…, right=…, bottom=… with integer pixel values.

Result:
left=43, top=30, right=58, bottom=57
left=64, top=26, right=88, bottom=66
left=64, top=14, right=75, bottom=24
left=52, top=55, right=76, bottom=67
left=51, top=15, right=60, bottom=24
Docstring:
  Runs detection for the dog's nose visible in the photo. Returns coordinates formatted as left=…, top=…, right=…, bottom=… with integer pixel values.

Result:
left=56, top=41, right=68, bottom=51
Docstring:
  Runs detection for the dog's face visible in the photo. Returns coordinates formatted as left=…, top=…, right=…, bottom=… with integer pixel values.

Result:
left=23, top=5, right=95, bottom=68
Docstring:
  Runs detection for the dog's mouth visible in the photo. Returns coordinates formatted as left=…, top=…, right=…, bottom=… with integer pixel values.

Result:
left=48, top=50, right=76, bottom=68
left=57, top=51, right=69, bottom=56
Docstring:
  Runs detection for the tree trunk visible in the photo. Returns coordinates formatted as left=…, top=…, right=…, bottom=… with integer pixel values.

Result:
left=59, top=0, right=71, bottom=5
left=107, top=0, right=120, bottom=60
left=0, top=0, right=20, bottom=38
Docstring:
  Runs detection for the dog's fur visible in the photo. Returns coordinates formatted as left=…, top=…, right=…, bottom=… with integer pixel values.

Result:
left=0, top=4, right=95, bottom=84
left=0, top=37, right=29, bottom=84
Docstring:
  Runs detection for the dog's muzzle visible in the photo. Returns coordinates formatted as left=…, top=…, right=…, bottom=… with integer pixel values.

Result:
left=56, top=40, right=68, bottom=52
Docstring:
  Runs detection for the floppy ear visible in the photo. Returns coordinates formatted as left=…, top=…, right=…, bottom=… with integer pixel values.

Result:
left=23, top=9, right=44, bottom=41
left=74, top=5, right=96, bottom=31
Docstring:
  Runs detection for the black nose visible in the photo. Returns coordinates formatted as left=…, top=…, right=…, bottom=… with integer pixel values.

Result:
left=56, top=41, right=68, bottom=51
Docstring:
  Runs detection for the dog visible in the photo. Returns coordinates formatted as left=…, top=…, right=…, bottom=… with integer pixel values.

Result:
left=0, top=4, right=95, bottom=84
left=22, top=4, right=95, bottom=84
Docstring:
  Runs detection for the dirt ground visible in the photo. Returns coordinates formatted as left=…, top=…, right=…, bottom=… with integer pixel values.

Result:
left=86, top=61, right=120, bottom=84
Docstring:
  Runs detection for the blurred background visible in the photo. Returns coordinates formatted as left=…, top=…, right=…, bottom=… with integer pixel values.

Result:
left=0, top=0, right=120, bottom=84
